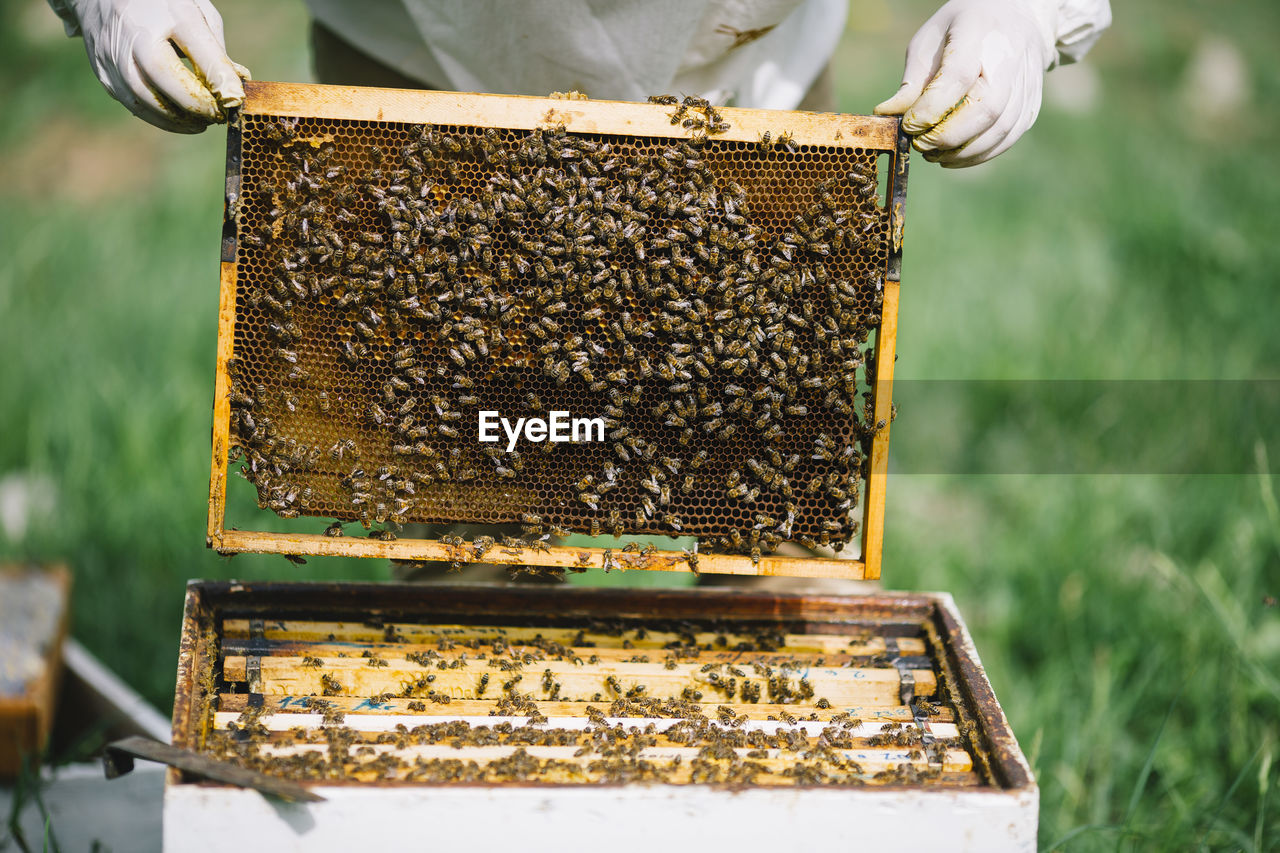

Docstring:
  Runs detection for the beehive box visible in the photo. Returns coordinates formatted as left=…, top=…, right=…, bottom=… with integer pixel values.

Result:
left=166, top=582, right=1035, bottom=851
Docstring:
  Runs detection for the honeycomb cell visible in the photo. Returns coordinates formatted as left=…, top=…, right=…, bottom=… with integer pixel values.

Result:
left=225, top=109, right=892, bottom=556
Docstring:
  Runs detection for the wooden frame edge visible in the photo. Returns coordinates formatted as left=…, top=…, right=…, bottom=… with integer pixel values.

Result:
left=215, top=529, right=867, bottom=580
left=859, top=124, right=908, bottom=581
left=860, top=279, right=899, bottom=580
left=242, top=80, right=899, bottom=150
left=207, top=260, right=237, bottom=549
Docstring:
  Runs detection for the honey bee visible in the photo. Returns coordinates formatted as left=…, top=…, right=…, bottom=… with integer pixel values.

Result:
left=238, top=118, right=883, bottom=564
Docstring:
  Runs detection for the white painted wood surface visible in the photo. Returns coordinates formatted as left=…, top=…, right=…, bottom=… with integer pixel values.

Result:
left=165, top=783, right=1038, bottom=853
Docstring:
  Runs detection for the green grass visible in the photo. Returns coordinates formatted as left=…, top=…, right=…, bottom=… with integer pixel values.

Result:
left=1, top=0, right=1277, bottom=848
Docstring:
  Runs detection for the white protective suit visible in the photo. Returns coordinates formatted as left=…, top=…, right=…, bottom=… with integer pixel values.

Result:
left=302, top=0, right=1108, bottom=110
left=50, top=0, right=1111, bottom=165
left=301, top=0, right=849, bottom=110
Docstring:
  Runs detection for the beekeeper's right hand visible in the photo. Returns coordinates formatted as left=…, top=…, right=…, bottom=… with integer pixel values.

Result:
left=48, top=0, right=249, bottom=133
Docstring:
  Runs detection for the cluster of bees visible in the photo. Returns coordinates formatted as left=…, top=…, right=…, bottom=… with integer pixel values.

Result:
left=210, top=619, right=960, bottom=787
left=229, top=99, right=887, bottom=560
left=209, top=710, right=955, bottom=787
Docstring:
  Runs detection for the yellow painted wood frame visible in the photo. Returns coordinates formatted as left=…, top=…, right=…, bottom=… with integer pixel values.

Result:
left=207, top=82, right=907, bottom=580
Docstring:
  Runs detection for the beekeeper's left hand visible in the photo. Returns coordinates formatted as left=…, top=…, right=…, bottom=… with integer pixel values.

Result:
left=875, top=0, right=1111, bottom=167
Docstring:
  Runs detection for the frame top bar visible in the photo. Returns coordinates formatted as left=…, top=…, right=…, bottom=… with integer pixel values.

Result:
left=243, top=81, right=900, bottom=150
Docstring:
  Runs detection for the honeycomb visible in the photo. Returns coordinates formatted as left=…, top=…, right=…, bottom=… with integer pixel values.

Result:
left=225, top=99, right=894, bottom=556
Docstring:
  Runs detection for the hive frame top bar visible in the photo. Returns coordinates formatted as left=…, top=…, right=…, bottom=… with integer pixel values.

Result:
left=240, top=81, right=900, bottom=150
left=208, top=81, right=909, bottom=581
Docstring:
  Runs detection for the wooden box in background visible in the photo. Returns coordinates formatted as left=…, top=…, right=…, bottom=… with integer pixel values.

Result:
left=0, top=564, right=69, bottom=778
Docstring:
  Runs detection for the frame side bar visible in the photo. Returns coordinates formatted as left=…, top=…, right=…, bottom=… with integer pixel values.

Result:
left=886, top=121, right=910, bottom=283
left=859, top=281, right=898, bottom=580
left=220, top=111, right=242, bottom=264
left=208, top=115, right=243, bottom=548
left=859, top=124, right=908, bottom=579
left=207, top=262, right=237, bottom=549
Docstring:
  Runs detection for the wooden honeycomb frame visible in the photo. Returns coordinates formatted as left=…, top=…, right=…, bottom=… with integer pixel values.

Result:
left=206, top=81, right=909, bottom=580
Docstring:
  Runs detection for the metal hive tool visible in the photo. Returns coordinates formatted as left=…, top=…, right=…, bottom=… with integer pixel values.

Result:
left=208, top=82, right=909, bottom=579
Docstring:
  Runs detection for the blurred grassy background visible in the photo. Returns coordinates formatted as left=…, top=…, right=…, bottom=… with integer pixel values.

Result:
left=0, top=0, right=1276, bottom=848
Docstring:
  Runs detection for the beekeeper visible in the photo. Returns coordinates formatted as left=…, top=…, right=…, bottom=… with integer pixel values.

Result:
left=49, top=0, right=1109, bottom=167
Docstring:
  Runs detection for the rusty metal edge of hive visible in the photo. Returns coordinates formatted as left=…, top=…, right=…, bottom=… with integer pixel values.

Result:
left=168, top=581, right=1026, bottom=792
left=169, top=583, right=205, bottom=786
left=926, top=593, right=1035, bottom=793
left=172, top=579, right=937, bottom=623
left=206, top=82, right=905, bottom=579
left=240, top=80, right=900, bottom=150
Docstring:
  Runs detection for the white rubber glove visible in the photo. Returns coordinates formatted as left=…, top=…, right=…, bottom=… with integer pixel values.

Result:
left=875, top=0, right=1110, bottom=168
left=48, top=0, right=249, bottom=133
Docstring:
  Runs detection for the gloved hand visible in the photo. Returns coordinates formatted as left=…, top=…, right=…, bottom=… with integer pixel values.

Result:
left=48, top=0, right=249, bottom=133
left=875, top=0, right=1099, bottom=168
